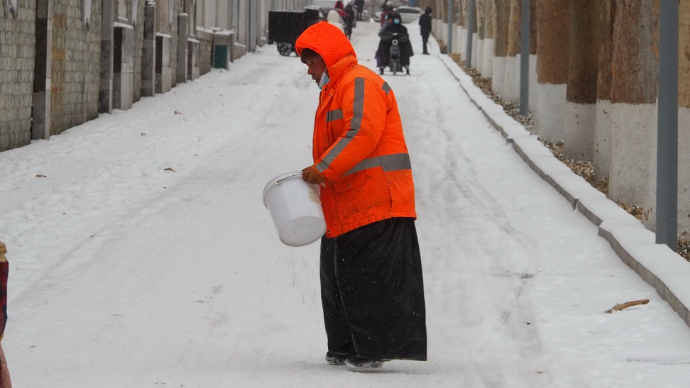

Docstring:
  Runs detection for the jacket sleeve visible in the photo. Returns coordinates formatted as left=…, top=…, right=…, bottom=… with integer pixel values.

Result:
left=314, top=77, right=387, bottom=181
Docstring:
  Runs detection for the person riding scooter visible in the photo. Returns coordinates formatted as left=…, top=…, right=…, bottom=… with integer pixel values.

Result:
left=375, top=12, right=413, bottom=75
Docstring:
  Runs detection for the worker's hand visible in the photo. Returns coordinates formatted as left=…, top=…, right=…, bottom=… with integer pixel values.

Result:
left=302, top=165, right=326, bottom=185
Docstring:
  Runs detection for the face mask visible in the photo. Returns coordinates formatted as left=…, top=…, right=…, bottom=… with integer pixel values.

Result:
left=394, top=19, right=400, bottom=24
left=318, top=72, right=329, bottom=90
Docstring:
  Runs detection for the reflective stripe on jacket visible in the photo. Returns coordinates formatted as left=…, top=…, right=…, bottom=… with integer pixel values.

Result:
left=296, top=22, right=416, bottom=237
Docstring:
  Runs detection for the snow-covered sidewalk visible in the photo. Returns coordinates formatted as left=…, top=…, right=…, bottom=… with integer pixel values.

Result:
left=1, top=21, right=690, bottom=387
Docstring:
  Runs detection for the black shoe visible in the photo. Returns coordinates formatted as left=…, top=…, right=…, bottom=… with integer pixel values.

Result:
left=345, top=356, right=385, bottom=370
left=405, top=67, right=410, bottom=75
left=325, top=351, right=349, bottom=366
left=379, top=67, right=384, bottom=75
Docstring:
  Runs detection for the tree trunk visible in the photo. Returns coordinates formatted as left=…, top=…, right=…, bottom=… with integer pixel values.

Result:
left=533, top=0, right=571, bottom=142
left=493, top=0, right=510, bottom=97
left=480, top=0, right=495, bottom=77
left=503, top=0, right=520, bottom=101
left=608, top=0, right=658, bottom=208
left=529, top=0, right=536, bottom=56
left=470, top=0, right=478, bottom=66
left=477, top=0, right=486, bottom=72
left=564, top=0, right=599, bottom=161
left=677, top=0, right=690, bottom=238
left=594, top=0, right=613, bottom=179
left=528, top=0, right=538, bottom=113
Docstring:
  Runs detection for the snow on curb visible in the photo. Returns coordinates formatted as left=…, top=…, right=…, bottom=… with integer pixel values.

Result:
left=439, top=54, right=690, bottom=329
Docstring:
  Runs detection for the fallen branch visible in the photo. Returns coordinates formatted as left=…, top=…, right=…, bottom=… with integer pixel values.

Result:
left=605, top=299, right=650, bottom=314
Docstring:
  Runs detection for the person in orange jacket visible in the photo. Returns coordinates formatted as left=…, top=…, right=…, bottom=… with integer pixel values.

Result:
left=296, top=21, right=427, bottom=370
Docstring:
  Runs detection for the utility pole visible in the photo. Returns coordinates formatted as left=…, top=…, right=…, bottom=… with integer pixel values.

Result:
left=465, top=0, right=475, bottom=66
left=656, top=0, right=679, bottom=251
left=447, top=0, right=453, bottom=54
left=519, top=0, right=530, bottom=116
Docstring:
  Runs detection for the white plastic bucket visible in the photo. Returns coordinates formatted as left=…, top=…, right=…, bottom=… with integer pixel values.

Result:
left=263, top=172, right=327, bottom=247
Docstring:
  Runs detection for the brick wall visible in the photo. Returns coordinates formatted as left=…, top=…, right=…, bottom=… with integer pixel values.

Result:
left=51, top=0, right=102, bottom=135
left=0, top=0, right=36, bottom=151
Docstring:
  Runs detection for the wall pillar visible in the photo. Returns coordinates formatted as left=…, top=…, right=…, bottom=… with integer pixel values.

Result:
left=187, top=37, right=199, bottom=81
left=141, top=1, right=156, bottom=97
left=176, top=13, right=189, bottom=84
left=99, top=0, right=115, bottom=113
left=32, top=0, right=52, bottom=139
left=113, top=25, right=135, bottom=110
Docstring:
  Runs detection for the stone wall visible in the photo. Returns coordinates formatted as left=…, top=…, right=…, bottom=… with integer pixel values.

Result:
left=51, top=0, right=101, bottom=135
left=196, top=27, right=212, bottom=75
left=0, top=0, right=273, bottom=153
left=154, top=0, right=180, bottom=89
left=0, top=0, right=36, bottom=151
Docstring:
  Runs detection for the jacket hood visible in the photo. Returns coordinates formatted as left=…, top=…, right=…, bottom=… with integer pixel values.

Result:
left=295, top=21, right=357, bottom=71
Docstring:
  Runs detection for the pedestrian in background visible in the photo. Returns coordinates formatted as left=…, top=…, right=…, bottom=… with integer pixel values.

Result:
left=295, top=21, right=427, bottom=371
left=380, top=3, right=394, bottom=26
left=344, top=3, right=356, bottom=39
left=419, top=7, right=432, bottom=55
left=354, top=0, right=365, bottom=20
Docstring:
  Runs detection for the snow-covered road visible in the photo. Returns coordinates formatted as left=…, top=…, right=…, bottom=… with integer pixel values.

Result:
left=2, top=20, right=690, bottom=387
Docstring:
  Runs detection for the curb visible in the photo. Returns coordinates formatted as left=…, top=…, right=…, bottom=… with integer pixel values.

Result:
left=438, top=54, right=690, bottom=328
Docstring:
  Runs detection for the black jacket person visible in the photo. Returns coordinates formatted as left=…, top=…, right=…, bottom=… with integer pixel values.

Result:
left=419, top=7, right=432, bottom=54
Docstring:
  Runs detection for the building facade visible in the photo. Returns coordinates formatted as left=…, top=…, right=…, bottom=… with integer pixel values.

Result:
left=0, top=0, right=309, bottom=151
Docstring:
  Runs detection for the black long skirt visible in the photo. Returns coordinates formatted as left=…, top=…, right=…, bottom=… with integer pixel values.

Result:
left=320, top=217, right=427, bottom=361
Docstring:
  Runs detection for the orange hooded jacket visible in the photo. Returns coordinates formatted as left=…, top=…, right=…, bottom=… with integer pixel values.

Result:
left=295, top=22, right=416, bottom=238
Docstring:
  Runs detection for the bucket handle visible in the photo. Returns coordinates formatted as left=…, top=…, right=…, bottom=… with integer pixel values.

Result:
left=276, top=172, right=303, bottom=185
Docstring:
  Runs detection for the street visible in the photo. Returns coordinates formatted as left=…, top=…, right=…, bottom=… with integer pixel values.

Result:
left=1, top=20, right=689, bottom=387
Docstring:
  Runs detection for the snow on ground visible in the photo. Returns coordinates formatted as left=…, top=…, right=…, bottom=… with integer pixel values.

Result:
left=1, top=20, right=690, bottom=387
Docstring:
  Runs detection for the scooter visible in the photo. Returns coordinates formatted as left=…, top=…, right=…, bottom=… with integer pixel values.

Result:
left=379, top=32, right=410, bottom=76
